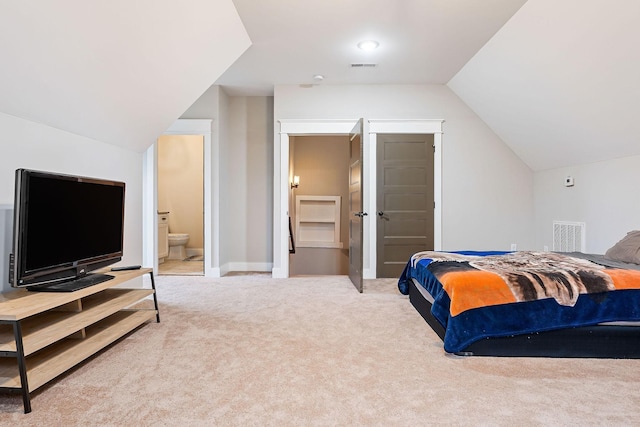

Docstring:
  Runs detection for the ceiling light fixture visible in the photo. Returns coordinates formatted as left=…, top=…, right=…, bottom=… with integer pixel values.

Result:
left=313, top=74, right=324, bottom=82
left=357, top=40, right=379, bottom=51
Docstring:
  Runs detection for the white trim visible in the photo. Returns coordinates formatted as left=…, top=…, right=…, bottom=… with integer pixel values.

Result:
left=143, top=119, right=219, bottom=278
left=279, top=119, right=357, bottom=135
left=275, top=120, right=358, bottom=278
left=142, top=144, right=157, bottom=272
left=275, top=118, right=443, bottom=280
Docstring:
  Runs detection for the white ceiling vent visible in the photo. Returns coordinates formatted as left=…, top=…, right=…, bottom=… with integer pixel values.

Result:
left=553, top=221, right=586, bottom=253
left=350, top=63, right=377, bottom=68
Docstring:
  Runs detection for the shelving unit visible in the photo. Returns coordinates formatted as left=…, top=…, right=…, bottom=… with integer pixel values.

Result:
left=0, top=268, right=159, bottom=413
left=295, top=195, right=342, bottom=248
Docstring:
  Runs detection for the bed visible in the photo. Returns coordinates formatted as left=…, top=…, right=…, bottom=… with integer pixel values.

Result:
left=398, top=232, right=640, bottom=358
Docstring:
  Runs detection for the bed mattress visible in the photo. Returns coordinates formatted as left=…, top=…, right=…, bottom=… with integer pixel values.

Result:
left=399, top=251, right=640, bottom=353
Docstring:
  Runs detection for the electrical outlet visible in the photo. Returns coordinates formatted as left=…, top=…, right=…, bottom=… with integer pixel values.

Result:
left=510, top=243, right=517, bottom=251
left=544, top=245, right=549, bottom=252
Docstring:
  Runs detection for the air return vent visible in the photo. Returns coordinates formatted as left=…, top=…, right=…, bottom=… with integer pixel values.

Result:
left=553, top=221, right=586, bottom=252
left=350, top=63, right=377, bottom=68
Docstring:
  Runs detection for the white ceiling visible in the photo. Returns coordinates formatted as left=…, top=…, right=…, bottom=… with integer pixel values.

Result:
left=216, top=0, right=527, bottom=95
left=220, top=0, right=640, bottom=171
left=0, top=0, right=250, bottom=152
left=2, top=0, right=638, bottom=171
left=449, top=0, right=640, bottom=171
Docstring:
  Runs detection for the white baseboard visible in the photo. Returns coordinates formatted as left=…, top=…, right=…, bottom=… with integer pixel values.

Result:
left=271, top=267, right=287, bottom=279
left=205, top=266, right=220, bottom=278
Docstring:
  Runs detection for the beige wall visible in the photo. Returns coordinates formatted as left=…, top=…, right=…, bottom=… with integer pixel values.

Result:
left=157, top=135, right=204, bottom=251
left=290, top=135, right=350, bottom=275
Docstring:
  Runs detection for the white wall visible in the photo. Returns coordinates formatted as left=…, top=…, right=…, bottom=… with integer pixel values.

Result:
left=273, top=84, right=534, bottom=274
left=534, top=155, right=640, bottom=254
left=0, top=112, right=143, bottom=293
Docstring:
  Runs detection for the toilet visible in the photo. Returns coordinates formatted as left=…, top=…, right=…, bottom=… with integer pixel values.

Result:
left=167, top=233, right=190, bottom=260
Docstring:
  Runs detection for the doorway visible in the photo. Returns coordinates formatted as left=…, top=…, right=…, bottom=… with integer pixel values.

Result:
left=142, top=119, right=218, bottom=278
left=289, top=135, right=350, bottom=276
left=156, top=134, right=204, bottom=276
left=275, top=119, right=443, bottom=280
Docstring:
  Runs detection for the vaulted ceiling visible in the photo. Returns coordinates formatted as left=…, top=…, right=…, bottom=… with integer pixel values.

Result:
left=217, top=0, right=640, bottom=171
left=0, top=0, right=250, bottom=152
left=448, top=0, right=640, bottom=171
left=2, top=0, right=638, bottom=172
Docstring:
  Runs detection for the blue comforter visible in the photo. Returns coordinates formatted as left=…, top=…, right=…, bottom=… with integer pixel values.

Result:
left=398, top=251, right=640, bottom=353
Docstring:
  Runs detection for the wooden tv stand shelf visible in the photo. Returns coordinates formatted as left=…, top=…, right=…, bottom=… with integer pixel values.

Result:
left=0, top=268, right=159, bottom=413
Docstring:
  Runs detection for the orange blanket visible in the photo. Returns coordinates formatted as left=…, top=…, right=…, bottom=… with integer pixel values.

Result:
left=411, top=251, right=640, bottom=316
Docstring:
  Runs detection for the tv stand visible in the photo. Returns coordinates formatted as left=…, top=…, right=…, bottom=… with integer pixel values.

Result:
left=27, top=272, right=115, bottom=292
left=0, top=268, right=159, bottom=413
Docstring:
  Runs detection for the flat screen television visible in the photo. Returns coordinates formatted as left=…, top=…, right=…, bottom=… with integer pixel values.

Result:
left=9, top=169, right=125, bottom=291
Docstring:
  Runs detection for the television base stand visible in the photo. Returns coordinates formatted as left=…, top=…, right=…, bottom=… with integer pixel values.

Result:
left=0, top=268, right=159, bottom=413
left=26, top=273, right=115, bottom=292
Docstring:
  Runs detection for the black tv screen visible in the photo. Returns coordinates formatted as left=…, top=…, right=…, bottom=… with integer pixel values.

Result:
left=11, top=169, right=125, bottom=288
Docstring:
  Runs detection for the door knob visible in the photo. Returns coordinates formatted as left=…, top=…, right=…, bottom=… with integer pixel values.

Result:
left=377, top=211, right=384, bottom=216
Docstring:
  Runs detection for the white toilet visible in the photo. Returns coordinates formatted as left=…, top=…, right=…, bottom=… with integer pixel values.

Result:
left=167, top=233, right=190, bottom=260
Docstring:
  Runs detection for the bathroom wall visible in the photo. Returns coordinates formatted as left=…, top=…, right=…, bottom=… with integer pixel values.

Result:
left=290, top=135, right=350, bottom=275
left=157, top=135, right=204, bottom=254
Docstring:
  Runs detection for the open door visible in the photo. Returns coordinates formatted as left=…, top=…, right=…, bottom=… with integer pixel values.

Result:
left=348, top=119, right=365, bottom=292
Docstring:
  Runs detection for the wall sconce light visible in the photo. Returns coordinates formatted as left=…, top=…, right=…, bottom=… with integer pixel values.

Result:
left=291, top=175, right=300, bottom=189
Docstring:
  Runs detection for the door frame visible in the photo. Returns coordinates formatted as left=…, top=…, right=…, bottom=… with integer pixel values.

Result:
left=142, top=119, right=219, bottom=277
left=276, top=120, right=358, bottom=278
left=274, top=119, right=442, bottom=279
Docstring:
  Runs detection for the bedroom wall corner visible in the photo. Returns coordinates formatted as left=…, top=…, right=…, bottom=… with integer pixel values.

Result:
left=533, top=154, right=640, bottom=254
left=273, top=84, right=535, bottom=266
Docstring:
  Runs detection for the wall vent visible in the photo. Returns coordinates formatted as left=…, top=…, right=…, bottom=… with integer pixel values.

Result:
left=553, top=221, right=586, bottom=253
left=350, top=63, right=377, bottom=68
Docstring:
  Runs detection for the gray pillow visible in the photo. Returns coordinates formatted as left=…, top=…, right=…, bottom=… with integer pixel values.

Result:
left=604, top=230, right=640, bottom=264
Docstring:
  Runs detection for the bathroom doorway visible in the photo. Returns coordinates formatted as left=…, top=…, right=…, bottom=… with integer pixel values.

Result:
left=156, top=134, right=205, bottom=276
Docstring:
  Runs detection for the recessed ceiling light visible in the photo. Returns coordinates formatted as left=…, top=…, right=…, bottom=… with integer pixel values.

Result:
left=313, top=74, right=324, bottom=82
left=357, top=40, right=379, bottom=51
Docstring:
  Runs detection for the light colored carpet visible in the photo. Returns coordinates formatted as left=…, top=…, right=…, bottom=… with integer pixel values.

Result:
left=1, top=274, right=639, bottom=426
